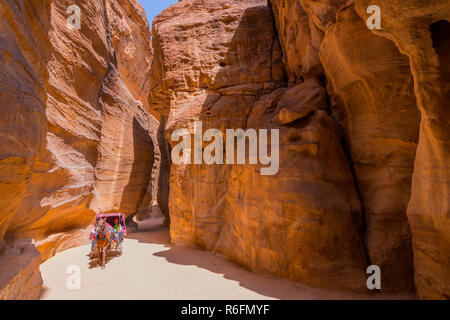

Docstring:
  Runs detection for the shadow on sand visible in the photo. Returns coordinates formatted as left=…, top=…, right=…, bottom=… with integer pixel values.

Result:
left=126, top=216, right=413, bottom=300
left=88, top=248, right=122, bottom=269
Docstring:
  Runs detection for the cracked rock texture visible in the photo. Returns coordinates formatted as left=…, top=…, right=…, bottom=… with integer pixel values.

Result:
left=0, top=0, right=156, bottom=298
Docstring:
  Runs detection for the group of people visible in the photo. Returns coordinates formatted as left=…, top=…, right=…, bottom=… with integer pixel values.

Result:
left=89, top=217, right=123, bottom=257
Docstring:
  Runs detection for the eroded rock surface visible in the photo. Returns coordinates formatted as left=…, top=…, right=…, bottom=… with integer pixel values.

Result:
left=0, top=0, right=155, bottom=298
left=353, top=0, right=450, bottom=299
left=1, top=0, right=448, bottom=300
left=0, top=239, right=42, bottom=300
left=150, top=0, right=369, bottom=291
left=150, top=0, right=449, bottom=298
left=319, top=5, right=420, bottom=292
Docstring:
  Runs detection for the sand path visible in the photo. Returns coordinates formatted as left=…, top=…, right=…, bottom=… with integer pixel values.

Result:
left=39, top=216, right=414, bottom=300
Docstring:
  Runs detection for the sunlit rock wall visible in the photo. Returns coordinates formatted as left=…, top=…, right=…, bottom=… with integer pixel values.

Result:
left=150, top=0, right=450, bottom=298
left=0, top=0, right=155, bottom=298
left=149, top=0, right=369, bottom=291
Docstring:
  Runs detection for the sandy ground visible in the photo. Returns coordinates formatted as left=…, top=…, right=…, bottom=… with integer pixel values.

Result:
left=39, top=216, right=415, bottom=300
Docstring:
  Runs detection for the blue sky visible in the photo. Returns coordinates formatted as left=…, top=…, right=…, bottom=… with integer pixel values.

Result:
left=138, top=0, right=178, bottom=26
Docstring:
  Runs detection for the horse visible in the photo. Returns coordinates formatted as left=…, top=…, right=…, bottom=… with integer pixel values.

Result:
left=93, top=218, right=112, bottom=268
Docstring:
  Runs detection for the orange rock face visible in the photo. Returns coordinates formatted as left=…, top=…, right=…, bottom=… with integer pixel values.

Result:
left=0, top=240, right=42, bottom=300
left=0, top=0, right=156, bottom=298
left=319, top=5, right=420, bottom=292
left=0, top=0, right=50, bottom=255
left=150, top=0, right=449, bottom=298
left=0, top=0, right=448, bottom=300
left=150, top=0, right=368, bottom=291
left=353, top=0, right=450, bottom=299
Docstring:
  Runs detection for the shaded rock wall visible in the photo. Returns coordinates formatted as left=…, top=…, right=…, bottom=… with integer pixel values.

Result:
left=222, top=79, right=368, bottom=290
left=0, top=239, right=42, bottom=300
left=353, top=0, right=450, bottom=299
left=318, top=4, right=420, bottom=293
left=156, top=116, right=171, bottom=224
left=0, top=0, right=155, bottom=298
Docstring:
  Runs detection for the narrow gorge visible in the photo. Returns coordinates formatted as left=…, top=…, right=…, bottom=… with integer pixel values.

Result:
left=0, top=0, right=448, bottom=300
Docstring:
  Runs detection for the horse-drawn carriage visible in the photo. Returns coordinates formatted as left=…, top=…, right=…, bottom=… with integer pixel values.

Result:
left=89, top=213, right=127, bottom=268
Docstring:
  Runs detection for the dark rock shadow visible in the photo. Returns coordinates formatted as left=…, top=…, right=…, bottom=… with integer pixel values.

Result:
left=431, top=20, right=450, bottom=105
left=120, top=116, right=155, bottom=232
left=156, top=116, right=171, bottom=226
left=127, top=216, right=170, bottom=246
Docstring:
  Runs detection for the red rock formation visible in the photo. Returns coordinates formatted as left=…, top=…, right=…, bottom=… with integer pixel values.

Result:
left=269, top=0, right=324, bottom=81
left=149, top=0, right=369, bottom=291
left=0, top=0, right=155, bottom=298
left=0, top=240, right=42, bottom=300
left=0, top=0, right=50, bottom=255
left=0, top=0, right=448, bottom=301
left=150, top=0, right=449, bottom=298
left=222, top=79, right=368, bottom=290
left=354, top=0, right=450, bottom=299
left=268, top=0, right=450, bottom=297
left=319, top=4, right=420, bottom=292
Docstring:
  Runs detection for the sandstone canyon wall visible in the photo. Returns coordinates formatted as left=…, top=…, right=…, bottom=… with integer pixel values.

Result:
left=354, top=0, right=450, bottom=300
left=149, top=0, right=367, bottom=292
left=0, top=0, right=449, bottom=301
left=150, top=0, right=449, bottom=299
left=0, top=0, right=156, bottom=299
